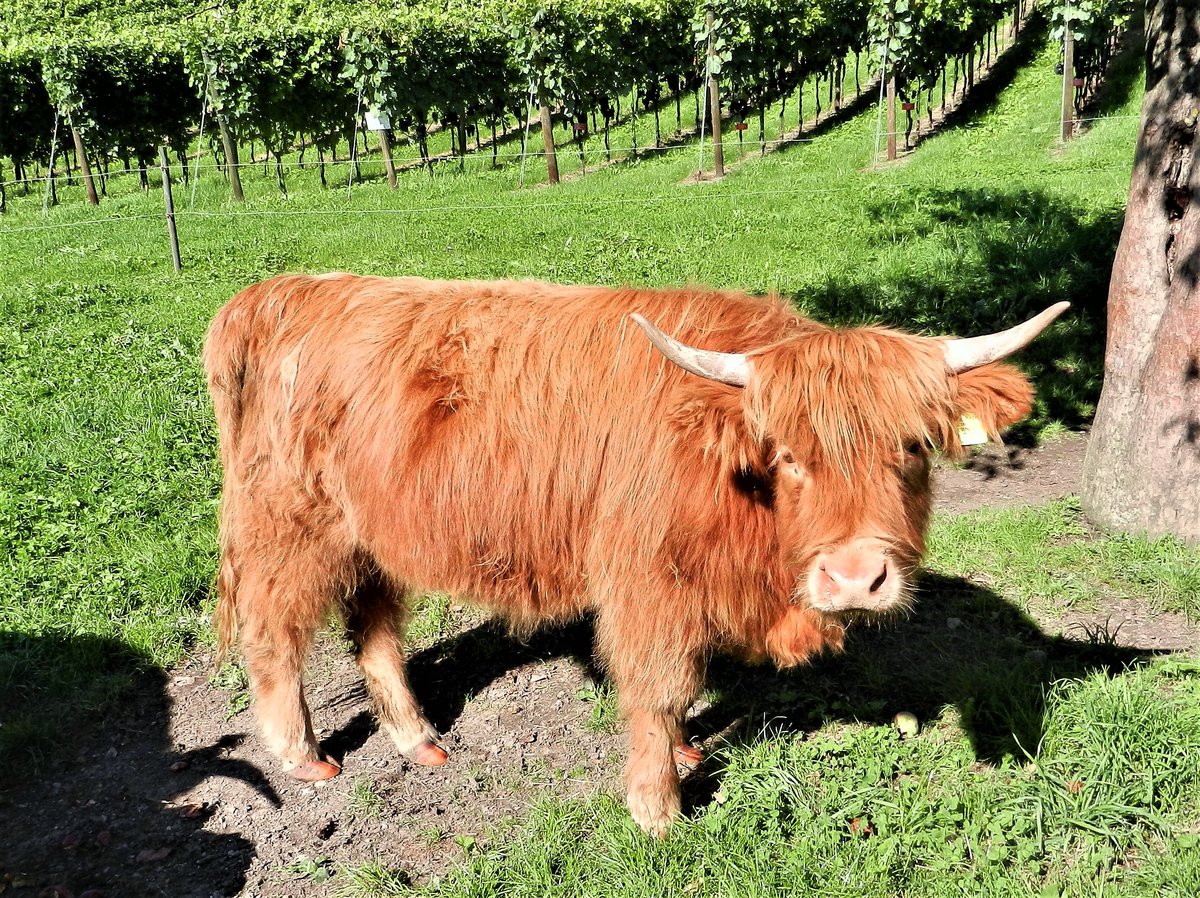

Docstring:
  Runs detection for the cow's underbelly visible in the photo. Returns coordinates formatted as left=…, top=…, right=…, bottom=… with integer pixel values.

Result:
left=352, top=494, right=593, bottom=627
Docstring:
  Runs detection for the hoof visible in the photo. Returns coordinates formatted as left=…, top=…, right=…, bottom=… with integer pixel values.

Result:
left=409, top=740, right=449, bottom=767
left=674, top=742, right=703, bottom=768
left=627, top=791, right=679, bottom=839
left=288, top=758, right=342, bottom=782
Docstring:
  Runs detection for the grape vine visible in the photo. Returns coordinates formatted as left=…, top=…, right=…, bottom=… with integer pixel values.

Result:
left=0, top=0, right=1138, bottom=203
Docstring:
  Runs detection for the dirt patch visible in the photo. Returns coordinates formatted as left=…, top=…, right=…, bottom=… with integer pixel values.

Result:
left=1, top=618, right=625, bottom=898
left=932, top=430, right=1087, bottom=514
left=3, top=430, right=1193, bottom=898
left=1053, top=599, right=1200, bottom=654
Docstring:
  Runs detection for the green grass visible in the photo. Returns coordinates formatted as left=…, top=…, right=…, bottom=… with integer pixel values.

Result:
left=337, top=860, right=412, bottom=898
left=348, top=777, right=386, bottom=820
left=929, top=500, right=1200, bottom=620
left=6, top=18, right=1199, bottom=896
left=576, top=681, right=621, bottom=734
left=392, top=662, right=1200, bottom=898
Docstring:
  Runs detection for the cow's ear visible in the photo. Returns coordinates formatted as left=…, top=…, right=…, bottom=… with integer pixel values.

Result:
left=952, top=362, right=1035, bottom=440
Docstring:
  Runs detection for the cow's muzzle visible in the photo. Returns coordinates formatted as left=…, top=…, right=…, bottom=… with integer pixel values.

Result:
left=806, top=538, right=906, bottom=613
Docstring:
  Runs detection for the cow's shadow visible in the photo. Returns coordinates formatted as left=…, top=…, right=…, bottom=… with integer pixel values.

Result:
left=370, top=573, right=1155, bottom=817
left=0, top=633, right=271, bottom=898
left=679, top=572, right=1155, bottom=809
left=324, top=615, right=602, bottom=758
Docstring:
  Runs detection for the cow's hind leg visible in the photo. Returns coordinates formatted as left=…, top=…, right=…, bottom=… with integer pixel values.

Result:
left=346, top=573, right=446, bottom=767
left=232, top=529, right=354, bottom=781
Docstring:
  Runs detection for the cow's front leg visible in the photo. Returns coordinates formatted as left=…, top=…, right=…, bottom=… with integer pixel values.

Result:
left=607, top=653, right=703, bottom=835
left=597, top=591, right=704, bottom=837
left=624, top=704, right=686, bottom=837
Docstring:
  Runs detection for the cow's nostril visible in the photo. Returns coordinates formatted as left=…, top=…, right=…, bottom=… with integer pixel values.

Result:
left=869, top=566, right=888, bottom=594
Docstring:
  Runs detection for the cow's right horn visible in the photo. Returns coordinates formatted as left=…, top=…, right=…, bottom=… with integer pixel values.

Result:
left=942, top=302, right=1071, bottom=373
left=631, top=314, right=751, bottom=387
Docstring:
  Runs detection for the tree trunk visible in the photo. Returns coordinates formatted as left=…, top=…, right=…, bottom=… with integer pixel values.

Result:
left=1081, top=0, right=1200, bottom=544
left=705, top=9, right=723, bottom=177
left=539, top=99, right=559, bottom=185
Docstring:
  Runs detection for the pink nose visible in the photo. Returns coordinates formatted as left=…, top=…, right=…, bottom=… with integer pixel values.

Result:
left=812, top=540, right=894, bottom=610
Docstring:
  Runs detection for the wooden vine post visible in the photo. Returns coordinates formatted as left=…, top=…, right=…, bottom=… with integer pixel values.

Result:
left=706, top=7, right=724, bottom=177
left=379, top=129, right=398, bottom=189
left=367, top=106, right=398, bottom=189
left=68, top=119, right=99, bottom=205
left=1061, top=22, right=1076, bottom=140
left=532, top=27, right=559, bottom=186
left=158, top=146, right=181, bottom=273
left=539, top=99, right=559, bottom=184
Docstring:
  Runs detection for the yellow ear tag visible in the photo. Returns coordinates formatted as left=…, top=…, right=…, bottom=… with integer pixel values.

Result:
left=958, top=414, right=989, bottom=446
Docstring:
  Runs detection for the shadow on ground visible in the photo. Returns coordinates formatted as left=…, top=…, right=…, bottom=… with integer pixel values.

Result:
left=0, top=570, right=1163, bottom=894
left=322, top=618, right=603, bottom=762
left=0, top=633, right=272, bottom=898
left=682, top=572, right=1156, bottom=815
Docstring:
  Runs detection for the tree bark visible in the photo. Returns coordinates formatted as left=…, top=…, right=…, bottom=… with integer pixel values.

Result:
left=539, top=99, right=559, bottom=185
left=706, top=8, right=724, bottom=177
left=1081, top=0, right=1200, bottom=543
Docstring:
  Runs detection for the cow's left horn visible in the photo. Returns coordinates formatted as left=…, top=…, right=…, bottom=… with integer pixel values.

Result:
left=942, top=302, right=1071, bottom=373
left=630, top=314, right=751, bottom=387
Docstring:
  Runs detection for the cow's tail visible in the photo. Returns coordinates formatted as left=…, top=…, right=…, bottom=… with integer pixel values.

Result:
left=203, top=288, right=262, bottom=662
left=212, top=550, right=240, bottom=663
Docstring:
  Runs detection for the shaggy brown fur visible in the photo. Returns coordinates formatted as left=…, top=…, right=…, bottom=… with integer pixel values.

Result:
left=204, top=274, right=1035, bottom=834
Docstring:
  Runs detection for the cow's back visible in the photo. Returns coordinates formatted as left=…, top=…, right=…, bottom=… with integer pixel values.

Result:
left=210, top=274, right=801, bottom=625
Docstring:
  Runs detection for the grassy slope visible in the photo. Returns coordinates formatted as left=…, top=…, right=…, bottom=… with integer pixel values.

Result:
left=2, top=18, right=1200, bottom=895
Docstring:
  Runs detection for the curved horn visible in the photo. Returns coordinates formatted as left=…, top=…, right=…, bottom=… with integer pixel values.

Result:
left=630, top=313, right=751, bottom=387
left=943, top=302, right=1071, bottom=373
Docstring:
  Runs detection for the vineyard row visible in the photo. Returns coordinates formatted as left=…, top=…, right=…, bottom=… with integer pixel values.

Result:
left=0, top=0, right=1137, bottom=206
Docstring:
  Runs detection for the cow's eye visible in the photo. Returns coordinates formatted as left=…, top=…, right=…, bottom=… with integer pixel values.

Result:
left=905, top=440, right=924, bottom=456
left=780, top=449, right=796, bottom=466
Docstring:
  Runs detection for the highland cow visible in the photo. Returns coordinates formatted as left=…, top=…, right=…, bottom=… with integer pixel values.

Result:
left=204, top=273, right=1065, bottom=835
